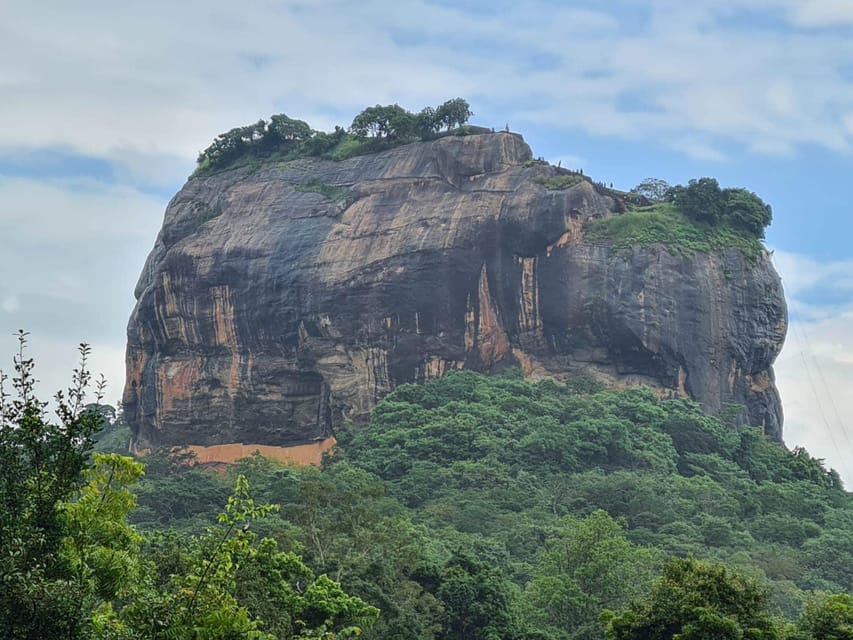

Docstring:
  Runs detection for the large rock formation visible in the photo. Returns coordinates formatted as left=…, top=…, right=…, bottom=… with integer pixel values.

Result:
left=124, top=131, right=787, bottom=452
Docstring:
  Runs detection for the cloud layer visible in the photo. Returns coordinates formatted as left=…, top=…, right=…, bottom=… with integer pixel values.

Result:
left=773, top=251, right=853, bottom=486
left=4, top=0, right=853, bottom=168
left=0, top=176, right=166, bottom=406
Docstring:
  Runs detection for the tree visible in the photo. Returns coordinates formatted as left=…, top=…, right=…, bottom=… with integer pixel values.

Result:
left=438, top=553, right=519, bottom=640
left=350, top=104, right=416, bottom=141
left=630, top=178, right=671, bottom=201
left=722, top=188, right=772, bottom=239
left=62, top=452, right=146, bottom=636
left=119, top=474, right=379, bottom=639
left=91, top=403, right=133, bottom=454
left=416, top=106, right=441, bottom=138
left=802, top=529, right=853, bottom=592
left=523, top=511, right=660, bottom=639
left=669, top=177, right=725, bottom=225
left=435, top=98, right=473, bottom=131
left=274, top=460, right=444, bottom=640
left=0, top=332, right=105, bottom=639
left=350, top=105, right=384, bottom=139
left=603, top=556, right=782, bottom=640
left=267, top=113, right=312, bottom=144
left=386, top=105, right=417, bottom=140
left=663, top=178, right=773, bottom=238
left=792, top=593, right=853, bottom=640
left=298, top=125, right=347, bottom=157
left=0, top=337, right=379, bottom=639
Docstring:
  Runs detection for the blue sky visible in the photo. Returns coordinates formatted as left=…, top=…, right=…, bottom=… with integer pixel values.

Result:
left=2, top=0, right=853, bottom=480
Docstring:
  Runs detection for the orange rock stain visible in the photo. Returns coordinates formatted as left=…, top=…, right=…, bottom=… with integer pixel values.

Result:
left=476, top=265, right=511, bottom=366
left=184, top=437, right=337, bottom=466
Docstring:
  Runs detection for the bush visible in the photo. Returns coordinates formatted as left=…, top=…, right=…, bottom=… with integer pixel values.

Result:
left=665, top=178, right=772, bottom=239
left=630, top=178, right=671, bottom=200
left=294, top=181, right=350, bottom=201
left=723, top=188, right=772, bottom=238
left=667, top=177, right=725, bottom=225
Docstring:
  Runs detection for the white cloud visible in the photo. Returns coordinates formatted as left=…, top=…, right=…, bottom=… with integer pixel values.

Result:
left=0, top=175, right=166, bottom=245
left=2, top=0, right=853, bottom=168
left=665, top=136, right=728, bottom=162
left=0, top=293, right=20, bottom=314
left=0, top=176, right=167, bottom=406
left=787, top=0, right=853, bottom=27
left=0, top=333, right=126, bottom=412
left=772, top=250, right=853, bottom=298
left=773, top=250, right=853, bottom=486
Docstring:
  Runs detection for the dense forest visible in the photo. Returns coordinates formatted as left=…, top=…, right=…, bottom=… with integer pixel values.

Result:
left=4, top=334, right=853, bottom=638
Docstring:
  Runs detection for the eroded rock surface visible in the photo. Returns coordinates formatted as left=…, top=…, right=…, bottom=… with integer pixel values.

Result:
left=124, top=132, right=787, bottom=450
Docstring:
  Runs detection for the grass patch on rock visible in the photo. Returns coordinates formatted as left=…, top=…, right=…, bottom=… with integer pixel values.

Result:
left=533, top=173, right=585, bottom=190
left=293, top=181, right=350, bottom=201
left=586, top=202, right=764, bottom=259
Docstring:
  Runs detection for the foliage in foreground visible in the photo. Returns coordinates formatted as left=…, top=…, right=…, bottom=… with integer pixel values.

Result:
left=0, top=335, right=376, bottom=640
left=6, top=328, right=853, bottom=640
left=0, top=332, right=104, bottom=639
left=603, top=556, right=782, bottom=639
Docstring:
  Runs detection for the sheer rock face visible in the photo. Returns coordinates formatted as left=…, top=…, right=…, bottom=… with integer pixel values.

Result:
left=124, top=132, right=787, bottom=450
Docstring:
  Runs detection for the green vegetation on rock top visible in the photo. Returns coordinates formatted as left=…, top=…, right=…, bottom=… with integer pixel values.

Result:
left=194, top=98, right=474, bottom=176
left=586, top=201, right=765, bottom=258
left=587, top=176, right=772, bottom=257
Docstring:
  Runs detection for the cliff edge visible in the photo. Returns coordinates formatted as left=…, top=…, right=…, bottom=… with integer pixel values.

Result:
left=124, top=131, right=787, bottom=451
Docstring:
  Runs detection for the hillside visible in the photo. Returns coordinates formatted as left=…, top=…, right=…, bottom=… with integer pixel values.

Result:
left=124, top=370, right=852, bottom=640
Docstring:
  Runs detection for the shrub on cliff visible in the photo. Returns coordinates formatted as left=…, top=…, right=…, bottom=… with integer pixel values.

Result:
left=666, top=177, right=726, bottom=225
left=196, top=119, right=268, bottom=168
left=585, top=202, right=766, bottom=259
left=722, top=187, right=773, bottom=238
left=265, top=113, right=313, bottom=147
left=666, top=177, right=773, bottom=239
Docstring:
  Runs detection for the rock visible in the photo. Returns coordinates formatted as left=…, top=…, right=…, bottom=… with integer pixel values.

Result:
left=124, top=131, right=787, bottom=451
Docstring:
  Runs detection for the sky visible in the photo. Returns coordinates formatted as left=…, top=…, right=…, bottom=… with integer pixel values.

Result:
left=2, top=0, right=853, bottom=482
